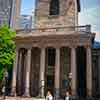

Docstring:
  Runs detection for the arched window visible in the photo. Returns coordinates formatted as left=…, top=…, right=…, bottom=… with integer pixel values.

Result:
left=49, top=0, right=59, bottom=15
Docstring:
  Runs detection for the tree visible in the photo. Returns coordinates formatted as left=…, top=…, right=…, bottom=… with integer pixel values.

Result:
left=0, top=25, right=15, bottom=81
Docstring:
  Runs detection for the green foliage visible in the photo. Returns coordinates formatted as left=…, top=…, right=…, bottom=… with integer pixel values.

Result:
left=0, top=25, right=15, bottom=81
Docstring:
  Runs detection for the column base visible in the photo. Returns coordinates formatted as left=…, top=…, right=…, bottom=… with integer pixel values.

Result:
left=86, top=96, right=94, bottom=100
left=71, top=96, right=78, bottom=100
left=37, top=94, right=45, bottom=98
left=11, top=87, right=17, bottom=96
left=71, top=89, right=77, bottom=96
left=39, top=86, right=45, bottom=98
left=87, top=89, right=92, bottom=96
left=55, top=88, right=60, bottom=99
left=23, top=93, right=30, bottom=97
left=23, top=87, right=30, bottom=97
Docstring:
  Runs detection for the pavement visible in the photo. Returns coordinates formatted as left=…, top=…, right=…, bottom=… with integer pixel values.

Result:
left=0, top=96, right=97, bottom=100
left=0, top=96, right=46, bottom=100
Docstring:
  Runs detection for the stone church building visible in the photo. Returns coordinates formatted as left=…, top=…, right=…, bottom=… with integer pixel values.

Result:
left=11, top=0, right=95, bottom=98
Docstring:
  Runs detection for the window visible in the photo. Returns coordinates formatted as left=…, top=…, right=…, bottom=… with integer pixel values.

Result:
left=48, top=49, right=55, bottom=66
left=49, top=0, right=59, bottom=15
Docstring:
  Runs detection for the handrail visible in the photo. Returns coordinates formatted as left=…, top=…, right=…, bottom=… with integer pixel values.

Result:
left=16, top=25, right=91, bottom=34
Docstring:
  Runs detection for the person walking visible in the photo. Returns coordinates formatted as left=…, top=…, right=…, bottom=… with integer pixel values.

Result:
left=46, top=91, right=53, bottom=100
left=64, top=91, right=71, bottom=100
left=2, top=86, right=6, bottom=99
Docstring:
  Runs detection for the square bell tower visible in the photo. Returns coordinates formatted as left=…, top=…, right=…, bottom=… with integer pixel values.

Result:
left=35, top=0, right=80, bottom=28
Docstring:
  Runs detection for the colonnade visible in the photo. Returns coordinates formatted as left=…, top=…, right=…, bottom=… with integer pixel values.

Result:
left=11, top=46, right=92, bottom=97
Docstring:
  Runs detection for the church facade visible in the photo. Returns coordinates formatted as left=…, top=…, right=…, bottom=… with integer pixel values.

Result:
left=11, top=0, right=95, bottom=98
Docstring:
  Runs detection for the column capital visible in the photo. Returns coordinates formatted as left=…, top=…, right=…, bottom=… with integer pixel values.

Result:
left=16, top=44, right=32, bottom=50
left=15, top=46, right=20, bottom=50
left=53, top=45, right=61, bottom=49
left=27, top=46, right=32, bottom=50
left=69, top=45, right=77, bottom=49
left=40, top=47, right=46, bottom=50
left=84, top=45, right=91, bottom=49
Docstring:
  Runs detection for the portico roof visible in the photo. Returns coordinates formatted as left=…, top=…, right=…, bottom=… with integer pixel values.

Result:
left=14, top=26, right=95, bottom=49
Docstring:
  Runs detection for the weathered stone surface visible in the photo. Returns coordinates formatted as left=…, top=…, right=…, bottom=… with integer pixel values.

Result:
left=35, top=0, right=76, bottom=28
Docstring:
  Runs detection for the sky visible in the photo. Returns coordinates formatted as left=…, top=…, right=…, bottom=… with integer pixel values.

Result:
left=21, top=0, right=35, bottom=14
left=79, top=0, right=100, bottom=41
left=21, top=0, right=100, bottom=41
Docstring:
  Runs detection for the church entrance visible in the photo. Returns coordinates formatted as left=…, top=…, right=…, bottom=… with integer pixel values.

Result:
left=76, top=47, right=86, bottom=97
left=60, top=47, right=71, bottom=97
left=45, top=48, right=55, bottom=96
left=45, top=47, right=71, bottom=97
left=46, top=75, right=54, bottom=96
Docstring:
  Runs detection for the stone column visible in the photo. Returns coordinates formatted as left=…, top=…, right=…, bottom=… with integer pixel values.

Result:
left=18, top=50, right=23, bottom=95
left=39, top=48, right=45, bottom=98
left=11, top=48, right=18, bottom=96
left=55, top=48, right=60, bottom=98
left=86, top=46, right=92, bottom=96
left=24, top=48, right=31, bottom=97
left=71, top=47, right=77, bottom=96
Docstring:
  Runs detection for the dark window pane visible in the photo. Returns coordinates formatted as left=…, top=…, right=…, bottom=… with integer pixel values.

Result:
left=48, top=49, right=55, bottom=66
left=49, top=0, right=59, bottom=15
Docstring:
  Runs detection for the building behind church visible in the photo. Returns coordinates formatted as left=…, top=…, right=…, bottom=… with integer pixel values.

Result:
left=0, top=0, right=13, bottom=27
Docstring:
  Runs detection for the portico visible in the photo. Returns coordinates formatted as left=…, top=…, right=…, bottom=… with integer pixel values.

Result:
left=11, top=27, right=95, bottom=98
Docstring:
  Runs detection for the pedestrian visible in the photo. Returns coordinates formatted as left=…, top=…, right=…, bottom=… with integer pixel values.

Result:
left=64, top=91, right=71, bottom=100
left=2, top=86, right=6, bottom=99
left=46, top=91, right=53, bottom=100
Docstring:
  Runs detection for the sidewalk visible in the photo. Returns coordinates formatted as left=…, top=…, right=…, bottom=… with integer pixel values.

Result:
left=0, top=96, right=45, bottom=100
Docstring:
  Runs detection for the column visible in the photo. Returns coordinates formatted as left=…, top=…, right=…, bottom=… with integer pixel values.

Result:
left=39, top=48, right=45, bottom=98
left=11, top=49, right=18, bottom=96
left=24, top=48, right=31, bottom=96
left=86, top=46, right=92, bottom=96
left=18, top=50, right=23, bottom=95
left=71, top=47, right=77, bottom=96
left=55, top=48, right=60, bottom=98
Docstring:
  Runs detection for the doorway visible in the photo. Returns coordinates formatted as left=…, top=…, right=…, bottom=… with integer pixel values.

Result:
left=76, top=47, right=86, bottom=97
left=46, top=75, right=54, bottom=96
left=45, top=48, right=55, bottom=96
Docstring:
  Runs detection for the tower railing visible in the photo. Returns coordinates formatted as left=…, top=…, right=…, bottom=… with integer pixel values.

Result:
left=16, top=25, right=91, bottom=35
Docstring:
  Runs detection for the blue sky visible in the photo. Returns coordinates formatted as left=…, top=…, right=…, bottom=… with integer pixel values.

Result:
left=21, top=0, right=100, bottom=41
left=80, top=0, right=100, bottom=10
left=21, top=0, right=35, bottom=14
left=79, top=0, right=100, bottom=41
